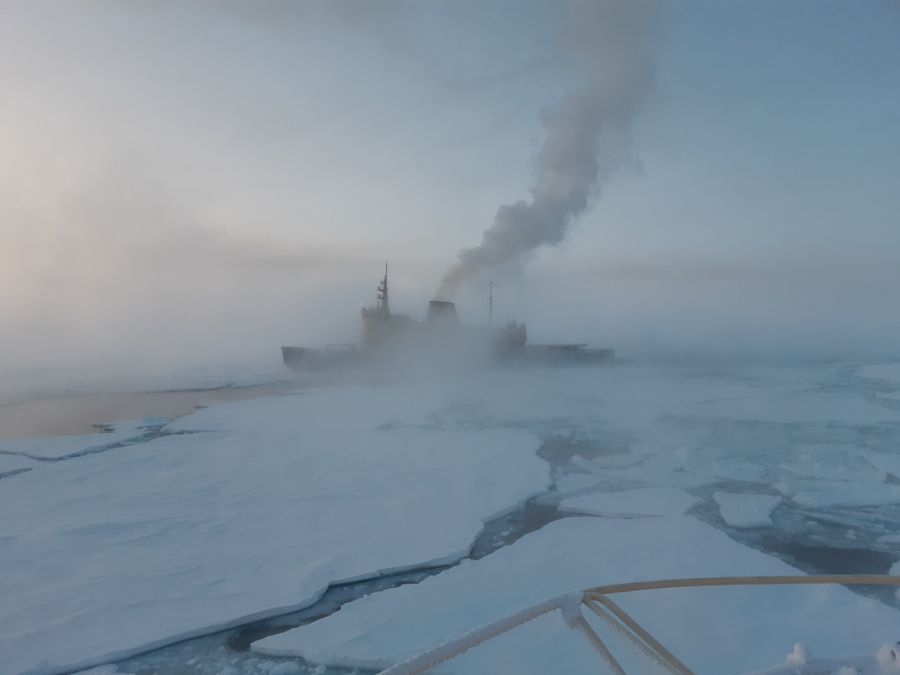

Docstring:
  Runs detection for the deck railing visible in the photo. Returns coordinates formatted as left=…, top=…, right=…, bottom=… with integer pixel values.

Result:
left=377, top=575, right=900, bottom=675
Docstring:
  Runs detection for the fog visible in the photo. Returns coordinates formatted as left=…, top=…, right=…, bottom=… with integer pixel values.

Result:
left=438, top=0, right=660, bottom=297
left=7, top=7, right=900, bottom=675
left=2, top=0, right=900, bottom=393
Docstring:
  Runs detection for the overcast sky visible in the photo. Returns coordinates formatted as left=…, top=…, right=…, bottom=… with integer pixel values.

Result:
left=1, top=0, right=899, bottom=376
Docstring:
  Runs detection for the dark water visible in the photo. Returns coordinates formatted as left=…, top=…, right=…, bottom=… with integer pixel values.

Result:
left=114, top=493, right=566, bottom=675
left=0, top=381, right=299, bottom=440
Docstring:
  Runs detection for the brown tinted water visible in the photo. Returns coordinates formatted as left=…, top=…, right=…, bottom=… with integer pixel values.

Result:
left=0, top=381, right=300, bottom=440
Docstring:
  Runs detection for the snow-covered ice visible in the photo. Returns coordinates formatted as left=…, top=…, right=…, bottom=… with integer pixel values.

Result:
left=0, top=387, right=549, bottom=675
left=5, top=361, right=900, bottom=674
left=0, top=453, right=37, bottom=476
left=0, top=418, right=160, bottom=461
left=748, top=640, right=900, bottom=674
left=253, top=516, right=900, bottom=674
left=860, top=363, right=900, bottom=385
left=72, top=667, right=119, bottom=675
left=786, top=483, right=900, bottom=509
left=780, top=454, right=886, bottom=482
left=562, top=486, right=699, bottom=517
left=863, top=451, right=900, bottom=480
left=713, top=491, right=781, bottom=528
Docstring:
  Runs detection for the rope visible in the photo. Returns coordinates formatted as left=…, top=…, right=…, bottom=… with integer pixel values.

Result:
left=569, top=614, right=628, bottom=675
left=377, top=595, right=572, bottom=675
left=583, top=598, right=687, bottom=675
left=584, top=574, right=900, bottom=596
left=588, top=595, right=693, bottom=675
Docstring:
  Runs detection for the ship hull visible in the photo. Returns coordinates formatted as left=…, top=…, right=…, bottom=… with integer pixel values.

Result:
left=496, top=346, right=615, bottom=367
left=282, top=344, right=614, bottom=372
left=281, top=346, right=359, bottom=372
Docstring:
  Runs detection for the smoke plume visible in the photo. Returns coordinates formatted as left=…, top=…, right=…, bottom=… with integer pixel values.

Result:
left=437, top=0, right=660, bottom=298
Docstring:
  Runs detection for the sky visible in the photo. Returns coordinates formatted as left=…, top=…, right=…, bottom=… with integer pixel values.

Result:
left=1, top=0, right=899, bottom=378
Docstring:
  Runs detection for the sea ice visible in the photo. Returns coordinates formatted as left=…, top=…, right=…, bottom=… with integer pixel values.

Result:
left=709, top=459, right=768, bottom=483
left=749, top=640, right=900, bottom=674
left=780, top=454, right=885, bottom=482
left=0, top=387, right=549, bottom=675
left=786, top=483, right=900, bottom=508
left=562, top=486, right=699, bottom=517
left=697, top=388, right=900, bottom=425
left=713, top=491, right=781, bottom=528
left=0, top=453, right=37, bottom=476
left=863, top=451, right=900, bottom=480
left=72, top=667, right=120, bottom=675
left=594, top=451, right=719, bottom=489
left=9, top=362, right=900, bottom=674
left=860, top=363, right=900, bottom=385
left=552, top=471, right=606, bottom=496
left=254, top=516, right=900, bottom=674
left=0, top=418, right=160, bottom=461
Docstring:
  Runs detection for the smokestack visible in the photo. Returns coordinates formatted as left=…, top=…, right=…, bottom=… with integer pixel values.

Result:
left=427, top=300, right=460, bottom=328
left=437, top=0, right=660, bottom=299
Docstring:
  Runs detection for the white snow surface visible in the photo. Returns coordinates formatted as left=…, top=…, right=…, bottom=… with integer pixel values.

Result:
left=748, top=641, right=900, bottom=674
left=860, top=363, right=900, bottom=384
left=787, top=483, right=900, bottom=508
left=72, top=667, right=120, bottom=675
left=0, top=418, right=157, bottom=461
left=6, top=362, right=900, bottom=673
left=864, top=451, right=900, bottom=480
left=0, top=453, right=37, bottom=476
left=0, top=387, right=549, bottom=675
left=714, top=492, right=781, bottom=528
left=254, top=516, right=900, bottom=675
left=562, top=486, right=699, bottom=517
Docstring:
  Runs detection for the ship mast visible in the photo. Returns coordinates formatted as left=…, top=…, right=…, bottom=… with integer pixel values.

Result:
left=377, top=262, right=390, bottom=316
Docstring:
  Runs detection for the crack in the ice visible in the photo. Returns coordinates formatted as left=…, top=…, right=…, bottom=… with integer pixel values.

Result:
left=0, top=449, right=51, bottom=462
left=81, top=411, right=900, bottom=674
left=0, top=427, right=205, bottom=472
left=0, top=466, right=33, bottom=480
left=113, top=497, right=568, bottom=675
left=688, top=481, right=900, bottom=606
left=111, top=439, right=575, bottom=675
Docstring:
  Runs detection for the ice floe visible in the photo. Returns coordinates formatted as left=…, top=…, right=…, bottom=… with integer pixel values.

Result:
left=786, top=482, right=900, bottom=508
left=562, top=486, right=699, bottom=517
left=254, top=516, right=900, bottom=674
left=0, top=387, right=549, bottom=675
left=0, top=453, right=37, bottom=476
left=863, top=451, right=900, bottom=480
left=0, top=418, right=162, bottom=461
left=713, top=491, right=780, bottom=528
left=749, top=640, right=900, bottom=674
left=860, top=363, right=900, bottom=385
left=7, top=361, right=900, bottom=673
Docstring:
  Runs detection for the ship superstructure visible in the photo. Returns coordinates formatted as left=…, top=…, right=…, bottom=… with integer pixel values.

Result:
left=359, top=264, right=414, bottom=353
left=281, top=266, right=613, bottom=372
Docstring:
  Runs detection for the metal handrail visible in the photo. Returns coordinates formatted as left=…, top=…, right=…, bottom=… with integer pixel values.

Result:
left=376, top=575, right=900, bottom=675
